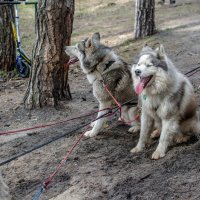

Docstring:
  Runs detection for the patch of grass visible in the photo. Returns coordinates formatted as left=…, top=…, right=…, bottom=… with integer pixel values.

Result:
left=119, top=34, right=159, bottom=48
left=0, top=69, right=19, bottom=79
left=0, top=70, right=7, bottom=78
left=107, top=2, right=116, bottom=7
left=18, top=4, right=35, bottom=56
left=163, top=24, right=188, bottom=32
left=120, top=38, right=134, bottom=47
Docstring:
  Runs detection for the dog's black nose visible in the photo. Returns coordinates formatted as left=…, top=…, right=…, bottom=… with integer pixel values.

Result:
left=135, top=69, right=141, bottom=76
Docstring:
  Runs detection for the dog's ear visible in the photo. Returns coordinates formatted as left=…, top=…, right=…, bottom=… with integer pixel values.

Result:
left=141, top=44, right=153, bottom=52
left=91, top=32, right=100, bottom=49
left=92, top=32, right=100, bottom=41
left=84, top=37, right=89, bottom=42
left=156, top=44, right=165, bottom=60
left=86, top=33, right=100, bottom=49
left=140, top=44, right=153, bottom=56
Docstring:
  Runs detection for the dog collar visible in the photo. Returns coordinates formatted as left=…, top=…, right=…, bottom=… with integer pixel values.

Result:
left=142, top=94, right=147, bottom=100
left=105, top=60, right=115, bottom=69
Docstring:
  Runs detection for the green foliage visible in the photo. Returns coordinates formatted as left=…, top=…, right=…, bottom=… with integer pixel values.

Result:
left=0, top=70, right=8, bottom=78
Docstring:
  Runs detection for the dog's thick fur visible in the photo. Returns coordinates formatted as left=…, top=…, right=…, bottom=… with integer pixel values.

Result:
left=0, top=173, right=11, bottom=200
left=65, top=33, right=140, bottom=137
left=131, top=44, right=200, bottom=159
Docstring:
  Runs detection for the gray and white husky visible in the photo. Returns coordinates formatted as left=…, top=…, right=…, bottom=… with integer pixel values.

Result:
left=131, top=44, right=200, bottom=159
left=65, top=33, right=140, bottom=137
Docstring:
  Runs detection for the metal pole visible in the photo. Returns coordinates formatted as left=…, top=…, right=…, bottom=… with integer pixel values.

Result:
left=14, top=3, right=21, bottom=49
left=0, top=1, right=21, bottom=4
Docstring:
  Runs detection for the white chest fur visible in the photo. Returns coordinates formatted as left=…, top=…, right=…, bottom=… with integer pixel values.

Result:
left=86, top=70, right=103, bottom=84
left=142, top=94, right=164, bottom=119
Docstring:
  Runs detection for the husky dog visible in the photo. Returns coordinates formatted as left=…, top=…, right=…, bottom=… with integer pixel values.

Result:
left=131, top=44, right=200, bottom=159
left=0, top=173, right=11, bottom=200
left=65, top=33, right=140, bottom=137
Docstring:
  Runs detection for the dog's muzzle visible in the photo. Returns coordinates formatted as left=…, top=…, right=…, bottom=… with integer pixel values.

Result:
left=135, top=69, right=141, bottom=76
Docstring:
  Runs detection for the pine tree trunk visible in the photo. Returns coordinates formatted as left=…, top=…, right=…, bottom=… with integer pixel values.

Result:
left=0, top=3, right=16, bottom=72
left=24, top=0, right=74, bottom=109
left=134, top=0, right=156, bottom=39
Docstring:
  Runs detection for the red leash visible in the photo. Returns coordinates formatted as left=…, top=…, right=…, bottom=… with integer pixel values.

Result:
left=104, top=84, right=122, bottom=109
left=42, top=125, right=90, bottom=189
left=32, top=125, right=90, bottom=200
left=32, top=106, right=118, bottom=198
left=0, top=108, right=111, bottom=136
left=104, top=84, right=139, bottom=124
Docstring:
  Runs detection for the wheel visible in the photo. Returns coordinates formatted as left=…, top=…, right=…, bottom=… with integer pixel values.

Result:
left=16, top=59, right=31, bottom=78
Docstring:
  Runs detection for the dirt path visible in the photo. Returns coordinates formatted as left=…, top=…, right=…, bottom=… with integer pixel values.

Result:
left=1, top=1, right=200, bottom=200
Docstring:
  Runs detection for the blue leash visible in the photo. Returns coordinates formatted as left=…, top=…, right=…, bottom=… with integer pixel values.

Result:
left=32, top=185, right=45, bottom=200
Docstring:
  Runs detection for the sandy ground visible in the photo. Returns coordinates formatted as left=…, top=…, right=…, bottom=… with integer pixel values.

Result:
left=1, top=0, right=200, bottom=200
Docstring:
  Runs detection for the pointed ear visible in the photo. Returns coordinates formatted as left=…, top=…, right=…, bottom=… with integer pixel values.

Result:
left=84, top=37, right=89, bottom=42
left=85, top=38, right=92, bottom=48
left=141, top=43, right=153, bottom=52
left=143, top=43, right=148, bottom=47
left=92, top=32, right=100, bottom=41
left=86, top=33, right=100, bottom=49
left=142, top=43, right=149, bottom=51
left=156, top=44, right=165, bottom=60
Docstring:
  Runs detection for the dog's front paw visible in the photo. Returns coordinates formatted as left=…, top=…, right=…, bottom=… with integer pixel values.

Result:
left=150, top=129, right=160, bottom=139
left=174, top=135, right=191, bottom=144
left=118, top=117, right=122, bottom=122
left=128, top=125, right=140, bottom=133
left=84, top=130, right=97, bottom=137
left=130, top=146, right=143, bottom=153
left=151, top=150, right=165, bottom=160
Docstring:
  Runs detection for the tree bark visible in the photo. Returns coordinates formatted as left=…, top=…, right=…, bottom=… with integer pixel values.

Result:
left=0, top=2, right=16, bottom=72
left=134, top=0, right=156, bottom=39
left=24, top=0, right=74, bottom=109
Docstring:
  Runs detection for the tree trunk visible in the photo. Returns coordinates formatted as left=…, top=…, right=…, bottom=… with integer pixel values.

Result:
left=0, top=3, right=16, bottom=72
left=24, top=0, right=74, bottom=109
left=134, top=0, right=156, bottom=39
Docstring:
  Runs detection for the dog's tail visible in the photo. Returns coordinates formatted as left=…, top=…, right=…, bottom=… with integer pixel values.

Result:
left=181, top=112, right=200, bottom=139
left=193, top=111, right=200, bottom=139
left=188, top=111, right=200, bottom=139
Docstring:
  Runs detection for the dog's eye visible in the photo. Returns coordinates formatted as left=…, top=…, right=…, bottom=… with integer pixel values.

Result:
left=78, top=42, right=85, bottom=52
left=147, top=64, right=153, bottom=67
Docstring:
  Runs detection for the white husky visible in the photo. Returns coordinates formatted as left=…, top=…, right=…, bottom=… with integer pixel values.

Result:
left=131, top=44, right=200, bottom=159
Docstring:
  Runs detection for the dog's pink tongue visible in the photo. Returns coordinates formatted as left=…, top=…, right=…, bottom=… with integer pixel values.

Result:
left=135, top=81, right=144, bottom=95
left=68, top=57, right=79, bottom=65
left=135, top=76, right=152, bottom=95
